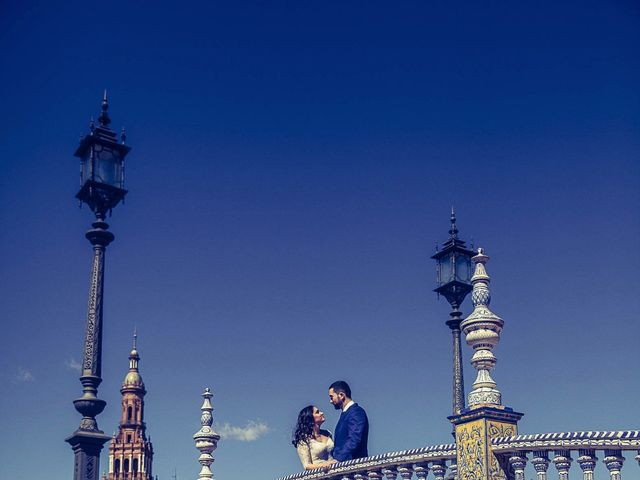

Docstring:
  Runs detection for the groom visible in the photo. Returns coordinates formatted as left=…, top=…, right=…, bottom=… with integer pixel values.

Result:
left=329, top=380, right=369, bottom=461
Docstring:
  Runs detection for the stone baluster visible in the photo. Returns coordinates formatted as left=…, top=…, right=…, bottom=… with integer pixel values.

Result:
left=446, top=461, right=457, bottom=480
left=382, top=467, right=398, bottom=480
left=398, top=465, right=414, bottom=480
left=413, top=463, right=429, bottom=480
left=577, top=450, right=598, bottom=480
left=431, top=461, right=446, bottom=480
left=531, top=451, right=550, bottom=480
left=193, top=388, right=220, bottom=480
left=509, top=454, right=528, bottom=480
left=603, top=450, right=624, bottom=480
left=552, top=451, right=573, bottom=480
left=354, top=473, right=368, bottom=480
left=368, top=469, right=384, bottom=480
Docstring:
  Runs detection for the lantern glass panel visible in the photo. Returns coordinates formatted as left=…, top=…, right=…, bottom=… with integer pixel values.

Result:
left=80, top=153, right=93, bottom=187
left=438, top=252, right=454, bottom=286
left=455, top=253, right=472, bottom=283
left=94, top=144, right=123, bottom=189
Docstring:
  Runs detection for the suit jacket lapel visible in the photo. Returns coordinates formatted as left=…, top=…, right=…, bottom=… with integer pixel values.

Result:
left=336, top=411, right=345, bottom=436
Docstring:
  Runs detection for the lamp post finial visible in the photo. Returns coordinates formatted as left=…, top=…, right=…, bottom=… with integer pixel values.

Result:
left=99, top=90, right=111, bottom=127
left=449, top=206, right=458, bottom=240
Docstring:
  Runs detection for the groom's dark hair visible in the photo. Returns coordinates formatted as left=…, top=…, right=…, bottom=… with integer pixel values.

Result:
left=329, top=380, right=351, bottom=398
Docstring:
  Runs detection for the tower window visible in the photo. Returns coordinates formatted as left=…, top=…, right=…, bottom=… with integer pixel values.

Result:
left=127, top=405, right=133, bottom=421
left=115, top=459, right=120, bottom=474
left=124, top=459, right=129, bottom=472
left=133, top=459, right=139, bottom=473
left=127, top=434, right=132, bottom=443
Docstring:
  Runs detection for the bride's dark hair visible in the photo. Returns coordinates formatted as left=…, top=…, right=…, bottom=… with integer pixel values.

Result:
left=292, top=405, right=315, bottom=447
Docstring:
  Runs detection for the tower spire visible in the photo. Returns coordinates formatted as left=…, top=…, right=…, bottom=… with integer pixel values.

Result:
left=107, top=338, right=154, bottom=480
left=127, top=333, right=141, bottom=378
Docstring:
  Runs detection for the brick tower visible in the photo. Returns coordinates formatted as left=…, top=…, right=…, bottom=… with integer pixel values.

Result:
left=107, top=333, right=154, bottom=480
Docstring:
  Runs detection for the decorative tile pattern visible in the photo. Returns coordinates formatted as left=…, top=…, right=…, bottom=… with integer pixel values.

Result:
left=456, top=419, right=485, bottom=480
left=487, top=421, right=517, bottom=480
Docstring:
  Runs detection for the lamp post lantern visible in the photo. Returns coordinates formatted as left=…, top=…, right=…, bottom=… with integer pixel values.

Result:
left=66, top=92, right=130, bottom=480
left=432, top=209, right=474, bottom=416
left=75, top=92, right=129, bottom=214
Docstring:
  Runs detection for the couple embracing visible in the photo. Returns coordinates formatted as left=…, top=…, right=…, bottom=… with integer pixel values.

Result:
left=292, top=381, right=369, bottom=470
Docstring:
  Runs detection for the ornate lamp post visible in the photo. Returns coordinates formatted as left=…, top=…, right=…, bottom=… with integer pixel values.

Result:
left=431, top=209, right=474, bottom=416
left=65, top=92, right=130, bottom=480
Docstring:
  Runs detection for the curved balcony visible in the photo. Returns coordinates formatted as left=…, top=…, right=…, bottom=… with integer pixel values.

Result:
left=276, top=431, right=640, bottom=480
left=278, top=443, right=456, bottom=480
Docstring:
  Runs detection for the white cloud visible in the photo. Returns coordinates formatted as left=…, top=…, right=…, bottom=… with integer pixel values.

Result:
left=217, top=420, right=269, bottom=441
left=16, top=367, right=34, bottom=382
left=66, top=358, right=82, bottom=372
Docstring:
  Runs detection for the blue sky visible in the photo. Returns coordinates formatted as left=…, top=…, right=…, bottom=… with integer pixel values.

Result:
left=0, top=2, right=639, bottom=479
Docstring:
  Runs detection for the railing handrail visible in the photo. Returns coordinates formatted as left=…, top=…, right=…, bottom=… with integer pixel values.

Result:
left=279, top=443, right=456, bottom=480
left=491, top=430, right=640, bottom=453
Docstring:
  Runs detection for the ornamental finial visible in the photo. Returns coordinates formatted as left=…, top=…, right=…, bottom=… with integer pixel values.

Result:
left=449, top=206, right=458, bottom=240
left=123, top=331, right=144, bottom=391
left=98, top=90, right=111, bottom=127
left=460, top=248, right=504, bottom=408
left=194, top=388, right=220, bottom=480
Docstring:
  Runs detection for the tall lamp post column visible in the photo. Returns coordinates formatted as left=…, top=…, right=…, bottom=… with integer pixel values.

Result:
left=65, top=93, right=131, bottom=480
left=431, top=210, right=474, bottom=417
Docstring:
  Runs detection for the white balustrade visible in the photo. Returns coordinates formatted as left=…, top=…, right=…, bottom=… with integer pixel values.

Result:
left=577, top=450, right=598, bottom=480
left=445, top=461, right=456, bottom=480
left=367, top=470, right=383, bottom=480
left=603, top=450, right=624, bottom=480
left=431, top=461, right=446, bottom=480
left=382, top=467, right=397, bottom=480
left=413, top=463, right=428, bottom=480
left=531, top=451, right=550, bottom=480
left=397, top=466, right=413, bottom=480
left=508, top=454, right=527, bottom=480
left=276, top=432, right=640, bottom=480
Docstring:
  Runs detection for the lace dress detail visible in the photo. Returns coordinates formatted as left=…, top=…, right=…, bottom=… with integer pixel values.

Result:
left=296, top=431, right=334, bottom=468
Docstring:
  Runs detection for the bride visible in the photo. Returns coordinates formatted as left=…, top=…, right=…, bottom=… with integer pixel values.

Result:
left=292, top=405, right=337, bottom=470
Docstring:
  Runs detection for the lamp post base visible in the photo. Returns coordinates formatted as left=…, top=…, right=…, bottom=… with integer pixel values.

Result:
left=66, top=429, right=111, bottom=480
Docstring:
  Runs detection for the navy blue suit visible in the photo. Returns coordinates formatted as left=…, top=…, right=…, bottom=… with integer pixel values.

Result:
left=333, top=403, right=369, bottom=461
